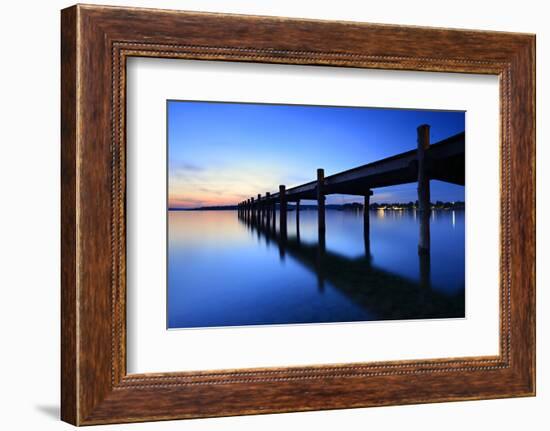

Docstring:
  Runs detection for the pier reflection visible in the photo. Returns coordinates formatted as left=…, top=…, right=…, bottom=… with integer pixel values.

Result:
left=238, top=210, right=463, bottom=321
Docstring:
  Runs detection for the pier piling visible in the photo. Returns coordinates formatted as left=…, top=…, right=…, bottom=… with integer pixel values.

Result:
left=417, top=124, right=431, bottom=255
left=317, top=168, right=326, bottom=233
left=419, top=252, right=431, bottom=289
left=266, top=192, right=271, bottom=227
left=272, top=199, right=276, bottom=232
left=296, top=199, right=300, bottom=230
left=279, top=185, right=287, bottom=238
left=364, top=190, right=373, bottom=259
left=364, top=190, right=373, bottom=239
left=257, top=194, right=262, bottom=225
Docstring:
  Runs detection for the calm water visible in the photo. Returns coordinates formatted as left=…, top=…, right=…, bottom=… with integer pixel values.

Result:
left=168, top=209, right=465, bottom=329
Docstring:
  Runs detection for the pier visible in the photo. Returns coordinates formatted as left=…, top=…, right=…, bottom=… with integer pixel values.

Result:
left=237, top=125, right=464, bottom=255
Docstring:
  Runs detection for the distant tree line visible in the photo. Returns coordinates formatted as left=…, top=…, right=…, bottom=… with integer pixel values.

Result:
left=339, top=200, right=465, bottom=211
left=170, top=200, right=465, bottom=211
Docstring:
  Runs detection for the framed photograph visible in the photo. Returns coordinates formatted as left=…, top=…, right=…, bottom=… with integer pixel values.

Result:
left=61, top=4, right=535, bottom=425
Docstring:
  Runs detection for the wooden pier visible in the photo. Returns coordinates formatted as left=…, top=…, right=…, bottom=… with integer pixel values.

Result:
left=237, top=126, right=464, bottom=255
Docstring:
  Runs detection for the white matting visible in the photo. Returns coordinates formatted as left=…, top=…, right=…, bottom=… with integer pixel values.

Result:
left=126, top=58, right=500, bottom=373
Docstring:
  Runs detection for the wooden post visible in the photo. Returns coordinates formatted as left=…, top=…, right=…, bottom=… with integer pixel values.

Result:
left=279, top=185, right=287, bottom=238
left=364, top=190, right=372, bottom=238
left=317, top=168, right=325, bottom=233
left=316, top=233, right=326, bottom=292
left=295, top=199, right=300, bottom=238
left=364, top=190, right=373, bottom=259
left=272, top=199, right=276, bottom=232
left=250, top=197, right=255, bottom=222
left=260, top=196, right=266, bottom=226
left=266, top=192, right=271, bottom=227
left=319, top=228, right=326, bottom=254
left=257, top=194, right=261, bottom=225
left=417, top=124, right=431, bottom=254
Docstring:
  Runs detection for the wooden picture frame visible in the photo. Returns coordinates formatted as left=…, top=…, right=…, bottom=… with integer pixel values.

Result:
left=61, top=4, right=535, bottom=425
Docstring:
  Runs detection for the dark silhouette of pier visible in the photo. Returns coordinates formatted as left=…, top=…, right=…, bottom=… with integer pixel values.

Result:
left=237, top=125, right=464, bottom=255
left=238, top=209, right=464, bottom=320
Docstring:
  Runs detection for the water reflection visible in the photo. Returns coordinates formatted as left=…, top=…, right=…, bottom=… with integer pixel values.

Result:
left=167, top=209, right=465, bottom=329
left=238, top=209, right=462, bottom=321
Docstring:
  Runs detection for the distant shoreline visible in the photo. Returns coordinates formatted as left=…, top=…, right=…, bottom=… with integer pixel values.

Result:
left=169, top=201, right=465, bottom=212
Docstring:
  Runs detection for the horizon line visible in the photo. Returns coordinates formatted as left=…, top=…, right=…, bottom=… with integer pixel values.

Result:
left=170, top=201, right=466, bottom=211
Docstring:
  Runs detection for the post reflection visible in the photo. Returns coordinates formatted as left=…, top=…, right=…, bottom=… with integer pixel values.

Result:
left=237, top=209, right=462, bottom=321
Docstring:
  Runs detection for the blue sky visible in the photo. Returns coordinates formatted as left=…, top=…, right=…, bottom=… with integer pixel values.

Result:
left=168, top=100, right=465, bottom=208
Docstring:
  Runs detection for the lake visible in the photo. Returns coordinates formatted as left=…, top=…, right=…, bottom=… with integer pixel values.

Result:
left=167, top=208, right=465, bottom=329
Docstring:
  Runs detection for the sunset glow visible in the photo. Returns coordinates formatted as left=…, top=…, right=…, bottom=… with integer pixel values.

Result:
left=168, top=101, right=465, bottom=208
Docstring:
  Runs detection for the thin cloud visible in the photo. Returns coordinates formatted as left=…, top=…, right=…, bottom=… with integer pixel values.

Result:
left=170, top=160, right=204, bottom=173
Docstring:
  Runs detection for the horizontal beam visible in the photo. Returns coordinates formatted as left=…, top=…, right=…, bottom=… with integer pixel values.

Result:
left=251, top=132, right=464, bottom=203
